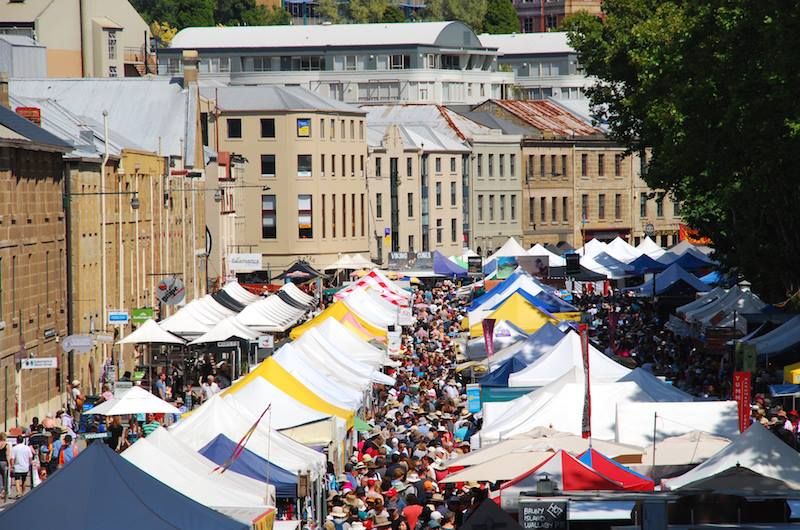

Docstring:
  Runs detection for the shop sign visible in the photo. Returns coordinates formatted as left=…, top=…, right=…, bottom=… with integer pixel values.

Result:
left=257, top=335, right=274, bottom=349
left=21, top=357, right=57, bottom=370
left=61, top=334, right=94, bottom=353
left=520, top=499, right=568, bottom=530
left=156, top=276, right=186, bottom=306
left=131, top=307, right=155, bottom=324
left=228, top=253, right=262, bottom=272
left=108, top=310, right=130, bottom=325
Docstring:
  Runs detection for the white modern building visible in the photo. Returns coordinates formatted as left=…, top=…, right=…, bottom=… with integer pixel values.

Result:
left=159, top=21, right=515, bottom=105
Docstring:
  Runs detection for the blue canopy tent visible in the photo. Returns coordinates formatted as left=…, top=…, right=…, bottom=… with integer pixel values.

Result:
left=0, top=442, right=247, bottom=530
left=489, top=288, right=559, bottom=320
left=486, top=322, right=566, bottom=369
left=479, top=357, right=528, bottom=387
left=534, top=291, right=579, bottom=313
left=657, top=250, right=716, bottom=271
left=199, top=434, right=299, bottom=498
left=482, top=259, right=497, bottom=276
left=624, top=264, right=710, bottom=297
left=433, top=250, right=468, bottom=278
left=627, top=254, right=668, bottom=275
left=470, top=270, right=555, bottom=311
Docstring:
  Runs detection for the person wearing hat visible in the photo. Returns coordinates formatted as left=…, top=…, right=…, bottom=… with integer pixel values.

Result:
left=68, top=380, right=84, bottom=417
left=330, top=506, right=352, bottom=530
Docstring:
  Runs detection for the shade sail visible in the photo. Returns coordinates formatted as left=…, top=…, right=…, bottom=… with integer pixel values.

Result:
left=0, top=442, right=247, bottom=530
left=441, top=451, right=554, bottom=482
left=118, top=318, right=186, bottom=345
left=578, top=449, right=654, bottom=491
left=664, top=423, right=800, bottom=490
left=199, top=434, right=299, bottom=498
left=84, top=386, right=181, bottom=416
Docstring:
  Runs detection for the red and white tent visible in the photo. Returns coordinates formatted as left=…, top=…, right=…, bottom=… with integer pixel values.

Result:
left=578, top=449, right=654, bottom=491
left=336, top=270, right=409, bottom=306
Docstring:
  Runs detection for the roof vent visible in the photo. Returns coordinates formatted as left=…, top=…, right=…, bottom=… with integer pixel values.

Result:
left=78, top=125, right=95, bottom=147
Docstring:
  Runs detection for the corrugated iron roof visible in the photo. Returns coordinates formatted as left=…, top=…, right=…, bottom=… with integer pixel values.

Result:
left=493, top=99, right=601, bottom=137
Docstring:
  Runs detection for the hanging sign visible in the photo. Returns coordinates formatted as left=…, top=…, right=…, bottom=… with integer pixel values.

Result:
left=466, top=384, right=481, bottom=414
left=21, top=357, right=57, bottom=370
left=733, top=371, right=752, bottom=432
left=61, top=334, right=93, bottom=353
left=156, top=276, right=186, bottom=305
left=108, top=310, right=130, bottom=325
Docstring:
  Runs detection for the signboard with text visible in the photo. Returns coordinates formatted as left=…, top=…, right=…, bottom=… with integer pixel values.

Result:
left=21, top=357, right=57, bottom=370
left=108, top=310, right=130, bottom=325
left=131, top=307, right=155, bottom=325
left=156, top=276, right=186, bottom=306
left=733, top=371, right=752, bottom=432
left=520, top=499, right=568, bottom=530
left=466, top=384, right=481, bottom=413
left=61, top=334, right=93, bottom=353
left=257, top=335, right=274, bottom=349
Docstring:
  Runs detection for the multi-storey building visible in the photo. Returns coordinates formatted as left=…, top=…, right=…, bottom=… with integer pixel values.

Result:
left=0, top=0, right=153, bottom=78
left=160, top=21, right=514, bottom=105
left=480, top=32, right=592, bottom=100
left=364, top=105, right=471, bottom=260
left=204, top=85, right=371, bottom=273
left=0, top=88, right=71, bottom=430
left=513, top=0, right=602, bottom=33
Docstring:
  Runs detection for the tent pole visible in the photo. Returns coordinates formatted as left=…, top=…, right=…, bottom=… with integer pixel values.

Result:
left=651, top=412, right=657, bottom=472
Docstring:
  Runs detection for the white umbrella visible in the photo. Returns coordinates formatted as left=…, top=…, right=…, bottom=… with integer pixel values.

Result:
left=642, top=430, right=731, bottom=467
left=84, top=386, right=181, bottom=416
left=117, top=319, right=186, bottom=345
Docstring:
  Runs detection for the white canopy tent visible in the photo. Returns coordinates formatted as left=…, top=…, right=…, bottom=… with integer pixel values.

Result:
left=339, top=289, right=397, bottom=328
left=171, top=395, right=326, bottom=478
left=663, top=424, right=800, bottom=490
left=527, top=244, right=566, bottom=267
left=484, top=237, right=528, bottom=264
left=614, top=401, right=739, bottom=448
left=636, top=237, right=665, bottom=260
left=676, top=287, right=727, bottom=318
left=441, top=451, right=553, bottom=483
left=581, top=252, right=634, bottom=279
left=315, top=318, right=392, bottom=367
left=83, top=386, right=181, bottom=416
left=160, top=296, right=237, bottom=336
left=189, top=315, right=260, bottom=345
left=235, top=294, right=308, bottom=331
left=118, top=319, right=186, bottom=345
left=605, top=237, right=640, bottom=263
left=744, top=314, right=800, bottom=356
left=641, top=430, right=731, bottom=467
left=123, top=428, right=273, bottom=508
left=508, top=332, right=631, bottom=388
left=348, top=253, right=379, bottom=270
left=280, top=282, right=315, bottom=307
left=575, top=238, right=608, bottom=259
left=222, top=281, right=262, bottom=305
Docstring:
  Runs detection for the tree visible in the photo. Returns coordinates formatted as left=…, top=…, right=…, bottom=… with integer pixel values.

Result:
left=148, top=0, right=214, bottom=29
left=150, top=20, right=178, bottom=46
left=564, top=0, right=800, bottom=300
left=317, top=0, right=343, bottom=23
left=483, top=0, right=519, bottom=34
left=422, top=0, right=487, bottom=31
left=243, top=5, right=291, bottom=25
left=382, top=5, right=406, bottom=23
left=349, top=0, right=388, bottom=23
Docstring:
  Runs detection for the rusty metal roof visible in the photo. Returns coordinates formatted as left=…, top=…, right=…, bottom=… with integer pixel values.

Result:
left=493, top=99, right=601, bottom=138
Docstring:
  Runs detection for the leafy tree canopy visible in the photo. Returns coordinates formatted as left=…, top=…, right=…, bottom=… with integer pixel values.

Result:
left=483, top=0, right=519, bottom=34
left=565, top=0, right=800, bottom=300
left=132, top=0, right=290, bottom=28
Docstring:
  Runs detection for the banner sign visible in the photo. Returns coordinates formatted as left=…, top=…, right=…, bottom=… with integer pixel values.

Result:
left=520, top=499, right=568, bottom=530
left=227, top=253, right=262, bottom=272
left=156, top=276, right=186, bottom=306
left=61, top=334, right=93, bottom=353
left=387, top=251, right=434, bottom=271
left=733, top=371, right=752, bottom=432
left=467, top=256, right=482, bottom=275
left=482, top=318, right=496, bottom=358
left=131, top=307, right=154, bottom=325
left=466, top=384, right=481, bottom=414
left=21, top=357, right=57, bottom=370
left=108, top=310, right=130, bottom=325
left=519, top=255, right=549, bottom=278
left=579, top=323, right=591, bottom=439
left=496, top=256, right=517, bottom=280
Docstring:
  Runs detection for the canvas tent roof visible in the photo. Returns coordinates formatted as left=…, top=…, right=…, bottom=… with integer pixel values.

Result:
left=677, top=465, right=792, bottom=494
left=527, top=243, right=566, bottom=267
left=578, top=449, right=653, bottom=491
left=615, top=401, right=740, bottom=448
left=340, top=288, right=398, bottom=328
left=479, top=357, right=528, bottom=387
left=460, top=499, right=524, bottom=530
left=582, top=252, right=634, bottom=279
left=274, top=260, right=327, bottom=281
left=625, top=264, right=709, bottom=297
left=464, top=320, right=528, bottom=361
left=433, top=250, right=468, bottom=277
left=641, top=431, right=731, bottom=467
left=469, top=292, right=556, bottom=337
left=636, top=237, right=665, bottom=259
left=744, top=314, right=800, bottom=356
left=657, top=248, right=716, bottom=270
left=84, top=386, right=181, bottom=416
left=118, top=318, right=186, bottom=345
left=280, top=282, right=315, bottom=306
left=605, top=237, right=640, bottom=263
left=222, top=281, right=262, bottom=305
left=315, top=317, right=391, bottom=367
left=664, top=423, right=800, bottom=490
left=675, top=287, right=727, bottom=317
left=507, top=331, right=631, bottom=388
left=0, top=442, right=247, bottom=530
left=576, top=238, right=608, bottom=259
left=441, top=450, right=554, bottom=482
left=470, top=270, right=549, bottom=312
left=626, top=254, right=668, bottom=275
left=160, top=296, right=237, bottom=336
left=484, top=237, right=528, bottom=263
left=234, top=289, right=309, bottom=331
left=289, top=300, right=387, bottom=341
left=189, top=315, right=259, bottom=345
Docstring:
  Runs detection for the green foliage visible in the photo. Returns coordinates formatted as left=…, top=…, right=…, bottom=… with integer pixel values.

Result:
left=148, top=0, right=215, bottom=28
left=317, top=0, right=343, bottom=23
left=131, top=0, right=290, bottom=28
left=421, top=0, right=487, bottom=31
left=382, top=5, right=406, bottom=23
left=348, top=0, right=392, bottom=23
left=483, top=0, right=519, bottom=34
left=565, top=0, right=800, bottom=300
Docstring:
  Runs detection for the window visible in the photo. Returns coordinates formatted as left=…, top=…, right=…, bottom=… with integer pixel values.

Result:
left=249, top=56, right=272, bottom=72
left=260, top=118, right=275, bottom=138
left=288, top=55, right=325, bottom=71
left=332, top=194, right=337, bottom=237
left=341, top=119, right=346, bottom=138
left=435, top=182, right=442, bottom=206
left=478, top=195, right=484, bottom=221
left=435, top=157, right=442, bottom=173
left=298, top=195, right=313, bottom=239
left=451, top=218, right=457, bottom=243
left=375, top=157, right=382, bottom=177
left=330, top=119, right=335, bottom=139
left=350, top=120, right=355, bottom=139
left=297, top=118, right=311, bottom=137
left=450, top=181, right=457, bottom=206
left=581, top=154, right=588, bottom=176
left=390, top=54, right=410, bottom=69
left=562, top=197, right=568, bottom=222
left=489, top=195, right=495, bottom=221
left=261, top=195, right=277, bottom=239
left=360, top=155, right=364, bottom=175
left=436, top=219, right=443, bottom=244
left=107, top=30, right=117, bottom=60
left=488, top=154, right=494, bottom=177
left=260, top=154, right=275, bottom=177
left=499, top=154, right=505, bottom=177
left=477, top=154, right=483, bottom=178
left=321, top=153, right=326, bottom=175
left=614, top=154, right=622, bottom=176
left=529, top=197, right=535, bottom=225
left=561, top=155, right=568, bottom=177
left=332, top=154, right=336, bottom=177
left=322, top=195, right=326, bottom=238
left=551, top=197, right=557, bottom=222
left=598, top=194, right=606, bottom=219
left=406, top=157, right=413, bottom=177
left=351, top=194, right=356, bottom=236
left=227, top=118, right=242, bottom=139
left=426, top=54, right=436, bottom=68
left=661, top=235, right=669, bottom=247
left=351, top=154, right=355, bottom=177
left=581, top=194, right=588, bottom=221
left=550, top=154, right=557, bottom=176
left=673, top=199, right=681, bottom=217
left=360, top=194, right=365, bottom=236
left=342, top=194, right=347, bottom=236
left=343, top=55, right=357, bottom=70
left=359, top=121, right=364, bottom=140
left=108, top=66, right=118, bottom=77
left=297, top=154, right=312, bottom=177
left=510, top=154, right=516, bottom=177
left=510, top=194, right=517, bottom=220
left=598, top=154, right=605, bottom=177
left=540, top=197, right=546, bottom=222
left=341, top=153, right=345, bottom=176
left=407, top=193, right=414, bottom=217
left=450, top=157, right=456, bottom=173
left=540, top=155, right=546, bottom=177
left=374, top=193, right=383, bottom=219
left=615, top=194, right=622, bottom=219
left=656, top=192, right=664, bottom=217
left=640, top=192, right=648, bottom=217
left=408, top=235, right=414, bottom=251
left=441, top=54, right=460, bottom=70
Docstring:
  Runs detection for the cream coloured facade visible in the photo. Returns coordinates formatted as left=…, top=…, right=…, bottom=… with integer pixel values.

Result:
left=0, top=0, right=152, bottom=77
left=206, top=86, right=370, bottom=273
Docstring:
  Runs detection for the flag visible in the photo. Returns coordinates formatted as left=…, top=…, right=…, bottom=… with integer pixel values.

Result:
left=482, top=319, right=496, bottom=358
left=579, top=324, right=591, bottom=439
left=214, top=404, right=271, bottom=474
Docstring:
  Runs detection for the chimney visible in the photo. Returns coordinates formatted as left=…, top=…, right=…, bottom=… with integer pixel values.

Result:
left=0, top=73, right=9, bottom=109
left=182, top=50, right=199, bottom=86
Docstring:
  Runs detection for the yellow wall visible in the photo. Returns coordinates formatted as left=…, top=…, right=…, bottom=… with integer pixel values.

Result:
left=46, top=49, right=83, bottom=77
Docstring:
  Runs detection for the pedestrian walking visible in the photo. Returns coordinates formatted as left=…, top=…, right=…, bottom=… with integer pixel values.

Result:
left=10, top=436, right=33, bottom=498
